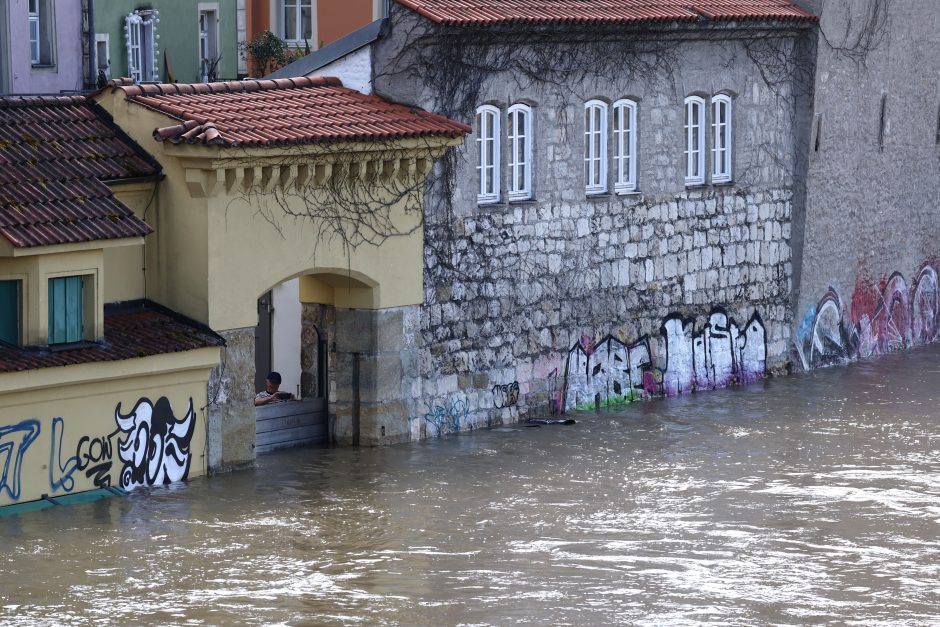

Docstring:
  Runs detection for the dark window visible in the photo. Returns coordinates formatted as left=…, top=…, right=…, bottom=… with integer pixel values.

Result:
left=0, top=280, right=18, bottom=345
left=48, top=276, right=83, bottom=344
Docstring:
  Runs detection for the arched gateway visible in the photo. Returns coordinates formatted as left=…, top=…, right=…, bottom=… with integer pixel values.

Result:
left=96, top=77, right=468, bottom=471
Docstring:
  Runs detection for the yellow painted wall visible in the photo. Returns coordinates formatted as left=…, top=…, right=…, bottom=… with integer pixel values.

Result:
left=96, top=89, right=211, bottom=325
left=0, top=249, right=105, bottom=344
left=96, top=87, right=460, bottom=333
left=0, top=347, right=219, bottom=507
left=104, top=181, right=159, bottom=303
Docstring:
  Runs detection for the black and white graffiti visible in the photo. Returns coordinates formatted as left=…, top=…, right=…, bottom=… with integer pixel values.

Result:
left=562, top=308, right=767, bottom=409
left=492, top=381, right=520, bottom=409
left=115, top=397, right=196, bottom=491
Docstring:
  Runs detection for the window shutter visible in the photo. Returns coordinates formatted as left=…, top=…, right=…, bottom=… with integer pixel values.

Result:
left=48, top=276, right=83, bottom=344
left=0, top=280, right=17, bottom=345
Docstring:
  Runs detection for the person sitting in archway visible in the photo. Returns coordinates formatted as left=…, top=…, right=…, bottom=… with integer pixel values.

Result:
left=254, top=371, right=295, bottom=406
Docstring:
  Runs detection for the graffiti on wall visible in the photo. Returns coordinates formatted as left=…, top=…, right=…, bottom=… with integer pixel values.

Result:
left=0, top=420, right=41, bottom=501
left=116, top=397, right=197, bottom=491
left=0, top=396, right=197, bottom=505
left=563, top=307, right=766, bottom=410
left=424, top=397, right=468, bottom=437
left=795, top=262, right=939, bottom=369
left=492, top=381, right=520, bottom=409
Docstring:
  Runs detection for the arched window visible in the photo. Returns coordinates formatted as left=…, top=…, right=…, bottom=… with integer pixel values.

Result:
left=613, top=99, right=638, bottom=193
left=476, top=105, right=500, bottom=204
left=507, top=104, right=533, bottom=200
left=684, top=96, right=705, bottom=186
left=584, top=100, right=608, bottom=194
left=711, top=94, right=733, bottom=183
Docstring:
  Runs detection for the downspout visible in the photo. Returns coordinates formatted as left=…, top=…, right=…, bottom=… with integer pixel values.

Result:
left=86, top=0, right=96, bottom=89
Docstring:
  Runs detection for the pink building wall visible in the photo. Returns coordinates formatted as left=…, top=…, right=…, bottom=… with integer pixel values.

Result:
left=2, top=0, right=84, bottom=93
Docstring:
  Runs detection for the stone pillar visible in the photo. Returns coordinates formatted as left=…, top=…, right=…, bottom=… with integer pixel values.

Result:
left=324, top=305, right=422, bottom=446
left=300, top=303, right=335, bottom=399
left=207, top=327, right=256, bottom=472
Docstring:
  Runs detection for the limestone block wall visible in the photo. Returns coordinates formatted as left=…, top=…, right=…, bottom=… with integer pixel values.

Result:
left=207, top=327, right=256, bottom=470
left=371, top=13, right=812, bottom=435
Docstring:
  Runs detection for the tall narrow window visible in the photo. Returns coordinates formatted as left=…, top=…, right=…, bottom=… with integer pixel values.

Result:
left=0, top=280, right=19, bottom=346
left=28, top=0, right=40, bottom=64
left=476, top=105, right=500, bottom=204
left=711, top=95, right=733, bottom=183
left=48, top=276, right=83, bottom=345
left=125, top=10, right=159, bottom=83
left=584, top=100, right=607, bottom=194
left=613, top=99, right=638, bottom=193
left=507, top=104, right=532, bottom=200
left=684, top=96, right=705, bottom=186
left=198, top=8, right=219, bottom=82
left=28, top=0, right=53, bottom=66
left=282, top=0, right=313, bottom=43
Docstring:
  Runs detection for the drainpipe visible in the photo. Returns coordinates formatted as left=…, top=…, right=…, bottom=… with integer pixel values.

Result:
left=86, top=0, right=96, bottom=89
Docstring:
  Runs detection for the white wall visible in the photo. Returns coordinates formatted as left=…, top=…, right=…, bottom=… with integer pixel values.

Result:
left=271, top=278, right=302, bottom=398
left=316, top=45, right=372, bottom=94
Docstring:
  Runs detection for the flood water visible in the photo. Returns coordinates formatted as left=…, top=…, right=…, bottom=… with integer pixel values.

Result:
left=3, top=346, right=940, bottom=625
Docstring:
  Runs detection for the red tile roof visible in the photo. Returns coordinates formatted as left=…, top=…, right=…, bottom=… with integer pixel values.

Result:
left=108, top=76, right=471, bottom=148
left=0, top=300, right=223, bottom=373
left=395, top=0, right=816, bottom=25
left=0, top=96, right=157, bottom=248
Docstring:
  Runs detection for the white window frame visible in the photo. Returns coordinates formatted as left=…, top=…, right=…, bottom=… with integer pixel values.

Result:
left=476, top=105, right=500, bottom=204
left=613, top=99, right=638, bottom=193
left=507, top=104, right=533, bottom=201
left=28, top=0, right=54, bottom=67
left=711, top=94, right=733, bottom=183
left=198, top=3, right=220, bottom=82
left=125, top=10, right=159, bottom=83
left=584, top=100, right=608, bottom=195
left=281, top=0, right=314, bottom=44
left=684, top=95, right=706, bottom=186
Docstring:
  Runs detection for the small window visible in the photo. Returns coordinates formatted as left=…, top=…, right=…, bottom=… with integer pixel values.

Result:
left=282, top=0, right=313, bottom=43
left=125, top=10, right=159, bottom=83
left=507, top=104, right=532, bottom=201
left=94, top=34, right=110, bottom=86
left=613, top=99, right=638, bottom=193
left=711, top=95, right=733, bottom=183
left=584, top=100, right=608, bottom=194
left=684, top=96, right=705, bottom=186
left=0, top=280, right=19, bottom=346
left=28, top=0, right=54, bottom=66
left=48, top=276, right=83, bottom=345
left=198, top=9, right=219, bottom=82
left=476, top=105, right=500, bottom=204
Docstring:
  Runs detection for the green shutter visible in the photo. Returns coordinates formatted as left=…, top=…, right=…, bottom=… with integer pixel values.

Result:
left=48, top=276, right=83, bottom=344
left=0, top=280, right=17, bottom=345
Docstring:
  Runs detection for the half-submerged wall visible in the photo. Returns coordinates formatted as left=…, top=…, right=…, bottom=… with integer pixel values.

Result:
left=791, top=0, right=940, bottom=369
left=372, top=10, right=814, bottom=434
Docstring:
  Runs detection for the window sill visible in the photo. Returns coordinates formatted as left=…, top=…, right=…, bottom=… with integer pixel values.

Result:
left=684, top=182, right=707, bottom=189
left=31, top=64, right=57, bottom=70
left=614, top=188, right=641, bottom=196
left=508, top=196, right=535, bottom=204
left=585, top=192, right=612, bottom=201
left=48, top=340, right=99, bottom=352
left=477, top=197, right=501, bottom=207
left=711, top=180, right=734, bottom=187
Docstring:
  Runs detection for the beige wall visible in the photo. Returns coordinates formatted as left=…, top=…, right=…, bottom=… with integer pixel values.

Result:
left=0, top=346, right=219, bottom=507
left=96, top=87, right=459, bottom=334
left=104, top=181, right=160, bottom=303
left=0, top=248, right=107, bottom=344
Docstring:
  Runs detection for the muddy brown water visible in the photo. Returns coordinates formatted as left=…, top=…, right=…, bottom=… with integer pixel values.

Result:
left=2, top=345, right=940, bottom=625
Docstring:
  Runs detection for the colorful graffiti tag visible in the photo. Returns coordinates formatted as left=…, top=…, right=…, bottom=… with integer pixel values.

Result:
left=795, top=262, right=939, bottom=369
left=0, top=396, right=197, bottom=506
left=562, top=307, right=766, bottom=410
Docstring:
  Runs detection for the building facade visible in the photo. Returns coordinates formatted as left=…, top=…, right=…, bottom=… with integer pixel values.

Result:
left=276, top=0, right=818, bottom=439
left=790, top=0, right=940, bottom=369
left=0, top=0, right=85, bottom=93
left=95, top=0, right=239, bottom=85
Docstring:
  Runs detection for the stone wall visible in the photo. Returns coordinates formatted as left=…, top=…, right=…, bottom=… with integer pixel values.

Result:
left=791, top=0, right=940, bottom=369
left=370, top=12, right=811, bottom=435
left=207, top=327, right=256, bottom=470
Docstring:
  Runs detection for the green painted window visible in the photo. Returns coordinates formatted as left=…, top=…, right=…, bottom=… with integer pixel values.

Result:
left=0, top=280, right=18, bottom=345
left=48, top=276, right=83, bottom=344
